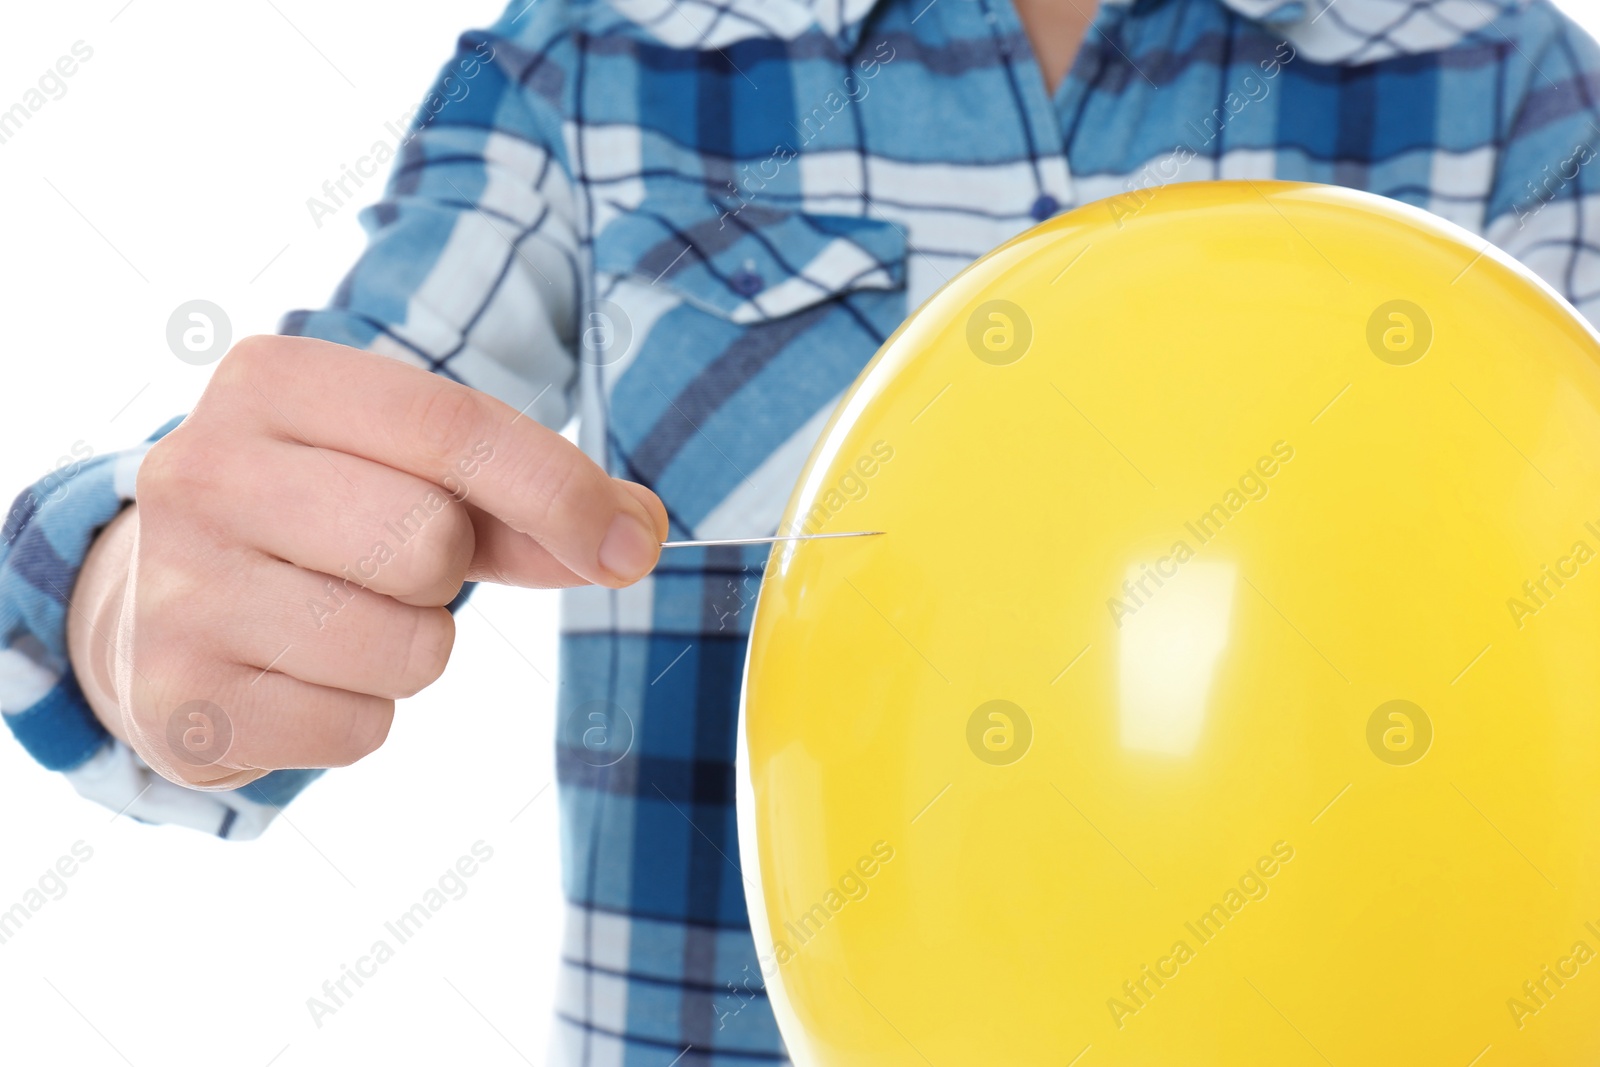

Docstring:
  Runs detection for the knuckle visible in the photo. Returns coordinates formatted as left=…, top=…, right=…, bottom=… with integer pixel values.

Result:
left=411, top=383, right=489, bottom=462
left=388, top=492, right=474, bottom=594
left=124, top=680, right=231, bottom=785
left=132, top=529, right=225, bottom=623
left=389, top=607, right=455, bottom=698
left=134, top=433, right=189, bottom=501
left=327, top=699, right=395, bottom=766
left=413, top=607, right=455, bottom=687
left=137, top=426, right=223, bottom=508
left=505, top=442, right=584, bottom=535
left=213, top=334, right=278, bottom=386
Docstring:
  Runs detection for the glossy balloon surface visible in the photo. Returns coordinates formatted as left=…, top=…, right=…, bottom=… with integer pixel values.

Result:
left=738, top=181, right=1600, bottom=1065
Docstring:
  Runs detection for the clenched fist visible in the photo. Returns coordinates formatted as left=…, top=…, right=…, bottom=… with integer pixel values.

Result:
left=68, top=335, right=667, bottom=790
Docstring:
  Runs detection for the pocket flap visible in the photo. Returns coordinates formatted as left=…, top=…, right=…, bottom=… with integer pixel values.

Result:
left=594, top=198, right=906, bottom=324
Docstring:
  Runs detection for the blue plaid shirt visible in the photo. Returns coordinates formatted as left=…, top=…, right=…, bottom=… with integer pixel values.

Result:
left=7, top=0, right=1600, bottom=1060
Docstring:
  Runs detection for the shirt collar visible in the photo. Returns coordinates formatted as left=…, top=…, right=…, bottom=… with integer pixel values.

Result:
left=609, top=0, right=1530, bottom=65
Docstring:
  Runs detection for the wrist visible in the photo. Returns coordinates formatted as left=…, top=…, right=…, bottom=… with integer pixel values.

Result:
left=67, top=504, right=137, bottom=745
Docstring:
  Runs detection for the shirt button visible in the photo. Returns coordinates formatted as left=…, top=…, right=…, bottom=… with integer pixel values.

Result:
left=1031, top=194, right=1060, bottom=222
left=731, top=268, right=764, bottom=297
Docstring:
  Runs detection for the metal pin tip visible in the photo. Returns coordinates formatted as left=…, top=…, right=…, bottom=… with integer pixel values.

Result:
left=658, top=530, right=886, bottom=549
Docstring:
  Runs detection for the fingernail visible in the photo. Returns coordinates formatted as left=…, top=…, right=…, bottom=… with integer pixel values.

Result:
left=599, top=513, right=659, bottom=582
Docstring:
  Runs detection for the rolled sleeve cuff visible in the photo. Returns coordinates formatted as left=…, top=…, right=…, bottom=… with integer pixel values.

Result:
left=1, top=414, right=318, bottom=837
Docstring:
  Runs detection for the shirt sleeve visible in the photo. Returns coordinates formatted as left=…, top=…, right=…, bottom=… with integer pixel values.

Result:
left=0, top=417, right=324, bottom=839
left=1483, top=0, right=1600, bottom=324
left=0, top=0, right=583, bottom=840
left=279, top=2, right=583, bottom=421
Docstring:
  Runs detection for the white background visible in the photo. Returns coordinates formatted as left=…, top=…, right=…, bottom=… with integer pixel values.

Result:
left=0, top=3, right=563, bottom=1065
left=6, top=1, right=1600, bottom=1065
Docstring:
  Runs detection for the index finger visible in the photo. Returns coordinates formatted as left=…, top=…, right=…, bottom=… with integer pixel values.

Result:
left=221, top=335, right=662, bottom=587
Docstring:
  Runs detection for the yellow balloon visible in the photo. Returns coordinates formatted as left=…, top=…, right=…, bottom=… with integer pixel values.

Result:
left=736, top=181, right=1600, bottom=1065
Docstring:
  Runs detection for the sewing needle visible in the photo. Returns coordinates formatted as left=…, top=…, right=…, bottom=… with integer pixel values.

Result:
left=659, top=531, right=885, bottom=549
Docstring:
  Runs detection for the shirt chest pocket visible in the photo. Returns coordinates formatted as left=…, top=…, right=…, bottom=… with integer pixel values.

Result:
left=588, top=198, right=907, bottom=535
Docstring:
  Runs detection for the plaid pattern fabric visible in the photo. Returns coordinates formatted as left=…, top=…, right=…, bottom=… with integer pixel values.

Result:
left=7, top=0, right=1600, bottom=1060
